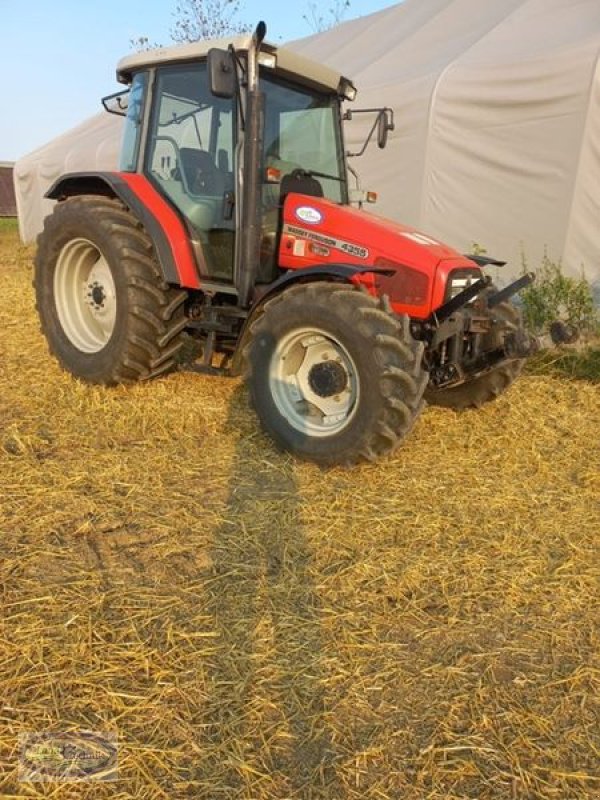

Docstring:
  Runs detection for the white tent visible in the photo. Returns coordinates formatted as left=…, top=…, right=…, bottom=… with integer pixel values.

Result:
left=14, top=112, right=123, bottom=245
left=15, top=0, right=600, bottom=284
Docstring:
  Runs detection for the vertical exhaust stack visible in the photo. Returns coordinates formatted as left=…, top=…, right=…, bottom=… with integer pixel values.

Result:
left=236, top=21, right=266, bottom=307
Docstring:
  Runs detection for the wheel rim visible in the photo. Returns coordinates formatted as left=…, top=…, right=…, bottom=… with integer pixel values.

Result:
left=269, top=327, right=359, bottom=437
left=54, top=238, right=117, bottom=353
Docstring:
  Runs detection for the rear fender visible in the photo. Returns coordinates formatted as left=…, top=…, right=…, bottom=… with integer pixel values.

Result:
left=46, top=171, right=201, bottom=288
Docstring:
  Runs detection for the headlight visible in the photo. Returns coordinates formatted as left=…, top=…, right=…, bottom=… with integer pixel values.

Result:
left=338, top=77, right=357, bottom=101
left=258, top=52, right=277, bottom=69
left=445, top=269, right=482, bottom=301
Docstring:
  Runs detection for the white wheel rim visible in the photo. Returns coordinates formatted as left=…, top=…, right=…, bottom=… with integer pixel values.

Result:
left=54, top=238, right=117, bottom=353
left=269, top=327, right=359, bottom=437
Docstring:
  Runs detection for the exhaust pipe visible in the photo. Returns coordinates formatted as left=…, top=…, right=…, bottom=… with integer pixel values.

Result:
left=236, top=22, right=267, bottom=307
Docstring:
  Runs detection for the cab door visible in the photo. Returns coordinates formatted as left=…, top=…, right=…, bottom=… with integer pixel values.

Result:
left=145, top=63, right=236, bottom=282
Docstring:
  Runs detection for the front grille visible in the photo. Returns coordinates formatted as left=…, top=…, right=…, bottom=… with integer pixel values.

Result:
left=374, top=257, right=429, bottom=306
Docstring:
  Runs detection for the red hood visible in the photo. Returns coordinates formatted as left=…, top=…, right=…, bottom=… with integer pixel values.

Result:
left=281, top=194, right=463, bottom=271
left=279, top=194, right=479, bottom=318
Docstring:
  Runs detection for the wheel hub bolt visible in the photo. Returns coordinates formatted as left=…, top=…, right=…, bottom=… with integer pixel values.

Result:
left=89, top=284, right=106, bottom=307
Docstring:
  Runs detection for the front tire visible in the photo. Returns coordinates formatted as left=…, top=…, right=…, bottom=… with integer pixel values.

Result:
left=34, top=195, right=187, bottom=385
left=244, top=283, right=428, bottom=465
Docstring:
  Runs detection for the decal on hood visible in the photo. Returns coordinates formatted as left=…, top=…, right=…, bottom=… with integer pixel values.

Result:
left=284, top=223, right=369, bottom=260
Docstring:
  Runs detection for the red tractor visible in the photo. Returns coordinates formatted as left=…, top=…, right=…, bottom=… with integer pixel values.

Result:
left=35, top=23, right=538, bottom=465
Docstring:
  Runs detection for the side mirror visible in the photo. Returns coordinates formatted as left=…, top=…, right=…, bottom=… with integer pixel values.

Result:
left=345, top=106, right=395, bottom=157
left=377, top=109, right=394, bottom=149
left=208, top=48, right=236, bottom=99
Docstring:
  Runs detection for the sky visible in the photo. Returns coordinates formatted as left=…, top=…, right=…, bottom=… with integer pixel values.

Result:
left=0, top=0, right=397, bottom=162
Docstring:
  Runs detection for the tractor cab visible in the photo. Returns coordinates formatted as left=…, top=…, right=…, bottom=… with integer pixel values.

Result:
left=113, top=31, right=354, bottom=299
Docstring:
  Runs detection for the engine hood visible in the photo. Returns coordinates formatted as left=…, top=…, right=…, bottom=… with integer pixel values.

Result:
left=279, top=194, right=480, bottom=318
left=281, top=194, right=464, bottom=272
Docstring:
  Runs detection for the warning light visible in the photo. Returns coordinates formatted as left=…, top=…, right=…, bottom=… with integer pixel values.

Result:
left=266, top=167, right=281, bottom=184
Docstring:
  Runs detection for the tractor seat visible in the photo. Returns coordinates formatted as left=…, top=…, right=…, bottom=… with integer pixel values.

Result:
left=263, top=156, right=324, bottom=208
left=280, top=170, right=324, bottom=200
left=179, top=147, right=226, bottom=197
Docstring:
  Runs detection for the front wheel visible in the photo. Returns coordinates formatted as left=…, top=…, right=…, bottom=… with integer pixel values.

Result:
left=244, top=283, right=428, bottom=465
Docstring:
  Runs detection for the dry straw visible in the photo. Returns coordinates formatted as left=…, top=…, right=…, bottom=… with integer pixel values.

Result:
left=0, top=224, right=599, bottom=798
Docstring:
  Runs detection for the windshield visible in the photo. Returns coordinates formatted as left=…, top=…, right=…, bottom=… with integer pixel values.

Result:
left=261, top=73, right=346, bottom=204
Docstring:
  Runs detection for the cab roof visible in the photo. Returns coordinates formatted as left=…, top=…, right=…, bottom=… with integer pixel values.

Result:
left=117, top=35, right=347, bottom=96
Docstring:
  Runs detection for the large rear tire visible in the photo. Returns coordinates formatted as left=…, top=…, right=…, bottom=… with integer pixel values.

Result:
left=34, top=196, right=187, bottom=385
left=425, top=300, right=525, bottom=410
left=244, top=283, right=428, bottom=465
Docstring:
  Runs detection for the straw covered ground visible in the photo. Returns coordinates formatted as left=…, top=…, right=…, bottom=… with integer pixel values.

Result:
left=0, top=219, right=599, bottom=799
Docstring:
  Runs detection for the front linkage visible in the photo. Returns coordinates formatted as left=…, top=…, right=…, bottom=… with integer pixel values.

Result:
left=414, top=273, right=539, bottom=390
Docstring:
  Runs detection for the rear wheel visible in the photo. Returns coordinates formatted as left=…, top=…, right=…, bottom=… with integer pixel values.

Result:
left=425, top=300, right=525, bottom=410
left=34, top=195, right=187, bottom=385
left=244, top=283, right=428, bottom=465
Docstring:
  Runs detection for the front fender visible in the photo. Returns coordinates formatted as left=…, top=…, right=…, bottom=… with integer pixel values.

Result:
left=230, top=263, right=391, bottom=376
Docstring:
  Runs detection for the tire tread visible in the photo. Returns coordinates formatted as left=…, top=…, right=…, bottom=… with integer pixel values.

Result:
left=244, top=283, right=427, bottom=465
left=34, top=195, right=187, bottom=385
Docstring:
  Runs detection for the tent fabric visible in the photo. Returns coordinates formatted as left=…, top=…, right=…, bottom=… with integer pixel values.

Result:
left=14, top=113, right=123, bottom=243
left=14, top=0, right=600, bottom=285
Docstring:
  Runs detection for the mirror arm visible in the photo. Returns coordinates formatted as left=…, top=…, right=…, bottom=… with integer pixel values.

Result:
left=101, top=89, right=129, bottom=117
left=344, top=107, right=394, bottom=157
left=228, top=45, right=245, bottom=130
left=346, top=114, right=380, bottom=158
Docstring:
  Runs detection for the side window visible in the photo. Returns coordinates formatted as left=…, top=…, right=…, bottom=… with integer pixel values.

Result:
left=146, top=63, right=236, bottom=280
left=120, top=72, right=147, bottom=172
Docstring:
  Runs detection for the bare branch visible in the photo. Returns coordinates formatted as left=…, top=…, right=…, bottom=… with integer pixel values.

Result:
left=129, top=36, right=163, bottom=52
left=303, top=0, right=350, bottom=33
left=170, top=0, right=250, bottom=42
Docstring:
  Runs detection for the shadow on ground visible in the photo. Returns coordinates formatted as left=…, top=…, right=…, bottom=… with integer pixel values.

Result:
left=197, top=387, right=341, bottom=797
